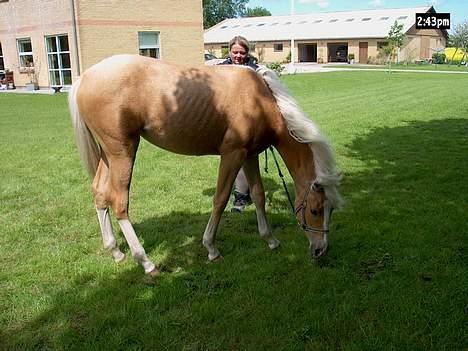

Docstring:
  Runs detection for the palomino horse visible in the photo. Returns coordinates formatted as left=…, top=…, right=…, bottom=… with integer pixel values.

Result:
left=69, top=55, right=343, bottom=276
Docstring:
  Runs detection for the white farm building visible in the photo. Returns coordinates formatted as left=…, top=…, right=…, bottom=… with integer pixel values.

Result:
left=204, top=6, right=447, bottom=64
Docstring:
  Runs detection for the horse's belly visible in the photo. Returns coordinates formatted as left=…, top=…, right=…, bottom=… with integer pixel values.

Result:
left=142, top=132, right=220, bottom=156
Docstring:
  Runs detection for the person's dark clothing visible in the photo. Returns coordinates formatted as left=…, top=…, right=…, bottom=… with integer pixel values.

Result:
left=220, top=56, right=259, bottom=70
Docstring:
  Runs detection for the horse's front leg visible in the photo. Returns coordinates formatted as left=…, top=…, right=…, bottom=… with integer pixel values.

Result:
left=203, top=151, right=245, bottom=261
left=243, top=155, right=280, bottom=250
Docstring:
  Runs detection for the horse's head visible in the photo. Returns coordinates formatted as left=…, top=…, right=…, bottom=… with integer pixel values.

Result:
left=295, top=181, right=334, bottom=259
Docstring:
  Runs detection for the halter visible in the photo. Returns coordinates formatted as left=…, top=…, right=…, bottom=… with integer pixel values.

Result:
left=265, top=147, right=333, bottom=234
left=294, top=181, right=333, bottom=234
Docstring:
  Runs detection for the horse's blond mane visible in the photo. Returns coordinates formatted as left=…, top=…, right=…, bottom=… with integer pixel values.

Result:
left=256, top=67, right=344, bottom=209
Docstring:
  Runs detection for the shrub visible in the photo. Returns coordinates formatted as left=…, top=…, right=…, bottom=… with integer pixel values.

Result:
left=266, top=62, right=284, bottom=76
left=221, top=48, right=229, bottom=59
left=432, top=52, right=446, bottom=64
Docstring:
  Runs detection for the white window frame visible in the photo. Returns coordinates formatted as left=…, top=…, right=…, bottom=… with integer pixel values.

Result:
left=17, top=38, right=34, bottom=68
left=138, top=31, right=161, bottom=59
left=45, top=34, right=72, bottom=86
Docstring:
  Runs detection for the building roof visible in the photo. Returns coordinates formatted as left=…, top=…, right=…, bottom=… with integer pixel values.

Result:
left=204, top=6, right=433, bottom=43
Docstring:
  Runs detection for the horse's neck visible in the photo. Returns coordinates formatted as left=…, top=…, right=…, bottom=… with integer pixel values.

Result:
left=275, top=132, right=315, bottom=197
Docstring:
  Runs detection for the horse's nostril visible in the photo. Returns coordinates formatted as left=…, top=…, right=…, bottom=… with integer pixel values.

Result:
left=314, top=248, right=322, bottom=257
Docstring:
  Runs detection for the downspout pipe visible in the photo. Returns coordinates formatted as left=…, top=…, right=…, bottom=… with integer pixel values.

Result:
left=70, top=0, right=81, bottom=76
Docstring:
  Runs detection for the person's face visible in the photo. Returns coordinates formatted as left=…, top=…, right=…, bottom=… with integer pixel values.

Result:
left=230, top=43, right=248, bottom=65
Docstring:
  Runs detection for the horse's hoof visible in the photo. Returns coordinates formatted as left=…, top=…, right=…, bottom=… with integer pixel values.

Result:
left=113, top=252, right=126, bottom=263
left=208, top=254, right=224, bottom=262
left=268, top=239, right=281, bottom=250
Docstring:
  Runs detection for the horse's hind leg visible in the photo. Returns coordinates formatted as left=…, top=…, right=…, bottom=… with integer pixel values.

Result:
left=93, top=159, right=125, bottom=262
left=106, top=148, right=158, bottom=276
left=242, top=156, right=280, bottom=250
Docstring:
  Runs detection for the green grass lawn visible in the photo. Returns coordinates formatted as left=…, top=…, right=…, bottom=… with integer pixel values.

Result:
left=1, top=71, right=467, bottom=350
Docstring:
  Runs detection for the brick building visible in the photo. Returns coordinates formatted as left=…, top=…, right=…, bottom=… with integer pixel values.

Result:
left=0, top=0, right=204, bottom=88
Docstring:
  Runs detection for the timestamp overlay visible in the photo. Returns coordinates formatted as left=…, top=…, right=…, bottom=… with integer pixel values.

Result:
left=416, top=13, right=450, bottom=30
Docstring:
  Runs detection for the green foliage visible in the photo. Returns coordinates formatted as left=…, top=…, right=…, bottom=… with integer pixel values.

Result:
left=432, top=52, right=446, bottom=64
left=203, top=0, right=248, bottom=29
left=266, top=62, right=284, bottom=75
left=448, top=21, right=468, bottom=65
left=348, top=53, right=355, bottom=61
left=385, top=20, right=406, bottom=69
left=387, top=21, right=405, bottom=48
left=449, top=21, right=468, bottom=51
left=221, top=47, right=229, bottom=59
left=243, top=6, right=271, bottom=17
left=1, top=72, right=467, bottom=349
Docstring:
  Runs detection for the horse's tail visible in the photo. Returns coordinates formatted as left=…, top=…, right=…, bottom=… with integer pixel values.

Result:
left=68, top=78, right=100, bottom=177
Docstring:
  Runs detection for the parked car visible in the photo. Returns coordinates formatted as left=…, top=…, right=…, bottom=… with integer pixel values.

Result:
left=335, top=48, right=348, bottom=62
left=204, top=53, right=224, bottom=66
left=204, top=53, right=218, bottom=61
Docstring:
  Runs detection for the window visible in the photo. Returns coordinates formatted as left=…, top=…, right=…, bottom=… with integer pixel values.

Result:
left=377, top=41, right=388, bottom=49
left=257, top=23, right=265, bottom=26
left=397, top=16, right=408, bottom=20
left=345, top=18, right=354, bottom=22
left=329, top=19, right=338, bottom=23
left=138, top=32, right=160, bottom=59
left=284, top=22, right=292, bottom=25
left=46, top=35, right=72, bottom=86
left=274, top=43, right=283, bottom=52
left=17, top=38, right=34, bottom=68
left=0, top=43, right=4, bottom=72
left=362, top=18, right=371, bottom=21
left=313, top=19, right=322, bottom=23
left=380, top=17, right=389, bottom=20
left=298, top=20, right=307, bottom=24
left=221, top=25, right=228, bottom=29
left=270, top=22, right=279, bottom=26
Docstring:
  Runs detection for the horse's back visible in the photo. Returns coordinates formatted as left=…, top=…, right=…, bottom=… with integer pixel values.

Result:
left=77, top=55, right=283, bottom=156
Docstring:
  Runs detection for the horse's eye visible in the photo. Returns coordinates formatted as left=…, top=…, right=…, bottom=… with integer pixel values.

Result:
left=310, top=209, right=319, bottom=216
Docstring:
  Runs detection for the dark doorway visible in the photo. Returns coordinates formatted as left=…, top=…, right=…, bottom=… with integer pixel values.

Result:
left=298, top=43, right=317, bottom=62
left=327, top=43, right=348, bottom=62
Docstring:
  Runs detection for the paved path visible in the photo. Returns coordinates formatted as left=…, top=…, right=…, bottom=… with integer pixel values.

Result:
left=284, top=63, right=468, bottom=74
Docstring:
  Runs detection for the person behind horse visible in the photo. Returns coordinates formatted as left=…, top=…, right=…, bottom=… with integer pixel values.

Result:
left=220, top=36, right=258, bottom=212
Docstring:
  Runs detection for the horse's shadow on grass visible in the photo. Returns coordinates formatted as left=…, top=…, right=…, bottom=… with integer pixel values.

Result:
left=5, top=118, right=467, bottom=349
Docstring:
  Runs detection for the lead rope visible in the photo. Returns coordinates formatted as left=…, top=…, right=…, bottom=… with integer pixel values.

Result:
left=265, top=147, right=295, bottom=214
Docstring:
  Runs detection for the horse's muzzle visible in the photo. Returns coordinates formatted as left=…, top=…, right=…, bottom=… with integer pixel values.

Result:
left=310, top=239, right=328, bottom=258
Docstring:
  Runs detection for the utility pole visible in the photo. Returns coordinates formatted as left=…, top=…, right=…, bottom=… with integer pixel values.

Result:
left=289, top=0, right=296, bottom=73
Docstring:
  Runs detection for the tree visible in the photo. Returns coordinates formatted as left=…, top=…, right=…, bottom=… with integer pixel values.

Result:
left=203, top=0, right=248, bottom=29
left=243, top=6, right=271, bottom=17
left=384, top=21, right=405, bottom=72
left=448, top=21, right=468, bottom=65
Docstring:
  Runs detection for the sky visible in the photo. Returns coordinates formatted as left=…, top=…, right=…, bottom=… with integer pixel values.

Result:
left=246, top=0, right=468, bottom=29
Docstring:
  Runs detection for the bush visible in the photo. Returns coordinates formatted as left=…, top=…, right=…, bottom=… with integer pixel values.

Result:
left=221, top=48, right=229, bottom=59
left=432, top=52, right=446, bottom=64
left=266, top=62, right=284, bottom=76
